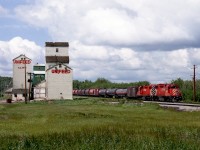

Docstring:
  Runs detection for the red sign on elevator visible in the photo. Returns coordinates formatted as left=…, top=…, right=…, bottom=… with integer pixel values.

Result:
left=51, top=69, right=71, bottom=74
left=13, top=60, right=31, bottom=64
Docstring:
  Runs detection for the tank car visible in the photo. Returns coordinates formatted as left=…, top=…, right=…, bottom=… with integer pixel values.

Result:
left=115, top=88, right=127, bottom=98
left=99, top=89, right=107, bottom=97
left=84, top=89, right=90, bottom=96
left=106, top=89, right=117, bottom=98
left=88, top=88, right=100, bottom=96
left=73, top=89, right=78, bottom=95
left=77, top=89, right=82, bottom=96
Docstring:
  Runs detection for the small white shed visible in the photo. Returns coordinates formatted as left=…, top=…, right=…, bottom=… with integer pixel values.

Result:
left=34, top=80, right=46, bottom=99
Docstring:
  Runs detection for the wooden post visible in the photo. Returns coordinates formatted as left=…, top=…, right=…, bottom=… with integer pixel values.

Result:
left=193, top=65, right=196, bottom=101
left=28, top=72, right=33, bottom=101
left=24, top=56, right=27, bottom=104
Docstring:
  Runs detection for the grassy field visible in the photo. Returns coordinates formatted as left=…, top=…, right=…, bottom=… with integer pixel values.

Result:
left=0, top=98, right=200, bottom=149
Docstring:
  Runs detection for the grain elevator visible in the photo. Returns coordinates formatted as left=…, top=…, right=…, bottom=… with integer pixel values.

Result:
left=12, top=54, right=32, bottom=101
left=45, top=42, right=73, bottom=100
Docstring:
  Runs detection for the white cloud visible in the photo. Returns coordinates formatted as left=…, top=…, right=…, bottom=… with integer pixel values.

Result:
left=15, top=0, right=199, bottom=46
left=0, top=5, right=8, bottom=16
left=69, top=41, right=198, bottom=82
left=0, top=37, right=44, bottom=76
left=1, top=0, right=199, bottom=83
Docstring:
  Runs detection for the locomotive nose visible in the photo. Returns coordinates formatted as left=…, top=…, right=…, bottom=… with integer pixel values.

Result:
left=173, top=89, right=181, bottom=96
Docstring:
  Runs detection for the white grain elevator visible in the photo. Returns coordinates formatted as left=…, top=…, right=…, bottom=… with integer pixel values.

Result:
left=12, top=54, right=32, bottom=101
left=45, top=42, right=73, bottom=100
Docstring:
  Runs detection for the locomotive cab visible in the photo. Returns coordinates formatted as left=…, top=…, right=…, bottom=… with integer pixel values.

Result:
left=166, top=84, right=182, bottom=101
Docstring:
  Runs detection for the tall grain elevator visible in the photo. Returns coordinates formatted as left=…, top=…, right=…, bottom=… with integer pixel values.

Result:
left=45, top=42, right=73, bottom=100
left=12, top=54, right=32, bottom=101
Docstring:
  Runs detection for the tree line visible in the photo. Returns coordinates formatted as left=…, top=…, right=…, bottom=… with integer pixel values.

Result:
left=73, top=78, right=150, bottom=89
left=171, top=78, right=200, bottom=101
left=0, top=76, right=12, bottom=97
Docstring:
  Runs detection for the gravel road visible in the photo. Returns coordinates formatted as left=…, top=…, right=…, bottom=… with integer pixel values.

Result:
left=159, top=104, right=200, bottom=111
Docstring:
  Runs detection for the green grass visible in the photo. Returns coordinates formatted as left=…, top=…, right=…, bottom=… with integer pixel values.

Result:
left=1, top=98, right=200, bottom=149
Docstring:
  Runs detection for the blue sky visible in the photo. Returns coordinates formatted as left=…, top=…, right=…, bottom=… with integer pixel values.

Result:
left=1, top=0, right=200, bottom=83
left=0, top=0, right=26, bottom=9
left=0, top=0, right=51, bottom=46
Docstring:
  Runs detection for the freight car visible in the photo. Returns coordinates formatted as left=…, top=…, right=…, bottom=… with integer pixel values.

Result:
left=73, top=84, right=182, bottom=102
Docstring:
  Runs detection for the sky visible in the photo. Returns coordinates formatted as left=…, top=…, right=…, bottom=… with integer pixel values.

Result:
left=0, top=0, right=200, bottom=83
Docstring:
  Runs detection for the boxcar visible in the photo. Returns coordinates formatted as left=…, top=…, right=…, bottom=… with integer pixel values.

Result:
left=127, top=86, right=138, bottom=98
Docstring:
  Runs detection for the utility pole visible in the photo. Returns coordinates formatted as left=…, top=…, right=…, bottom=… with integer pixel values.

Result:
left=24, top=56, right=27, bottom=104
left=193, top=65, right=196, bottom=101
left=0, top=80, right=2, bottom=98
left=27, top=72, right=33, bottom=101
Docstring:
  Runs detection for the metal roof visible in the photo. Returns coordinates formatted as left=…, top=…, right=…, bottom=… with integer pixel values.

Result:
left=13, top=54, right=31, bottom=61
left=45, top=42, right=69, bottom=47
left=34, top=64, right=45, bottom=66
left=33, top=71, right=45, bottom=74
left=46, top=63, right=72, bottom=72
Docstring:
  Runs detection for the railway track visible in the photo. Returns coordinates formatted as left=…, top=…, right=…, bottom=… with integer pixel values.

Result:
left=144, top=101, right=200, bottom=111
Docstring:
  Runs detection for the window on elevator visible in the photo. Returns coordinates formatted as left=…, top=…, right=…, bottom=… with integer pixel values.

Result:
left=59, top=64, right=62, bottom=68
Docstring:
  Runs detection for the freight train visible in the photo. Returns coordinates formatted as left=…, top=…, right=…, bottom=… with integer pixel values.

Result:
left=73, top=83, right=182, bottom=102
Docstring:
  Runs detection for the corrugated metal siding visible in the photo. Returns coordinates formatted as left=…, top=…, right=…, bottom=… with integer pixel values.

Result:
left=46, top=47, right=69, bottom=57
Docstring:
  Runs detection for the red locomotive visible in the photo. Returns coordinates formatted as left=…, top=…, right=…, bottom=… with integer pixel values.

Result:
left=137, top=84, right=182, bottom=101
left=73, top=83, right=182, bottom=102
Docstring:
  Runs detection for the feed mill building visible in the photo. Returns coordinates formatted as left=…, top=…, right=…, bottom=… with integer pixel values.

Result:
left=12, top=54, right=32, bottom=101
left=45, top=42, right=73, bottom=100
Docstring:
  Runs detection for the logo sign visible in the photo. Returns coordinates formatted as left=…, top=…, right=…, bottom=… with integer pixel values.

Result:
left=150, top=86, right=157, bottom=96
left=13, top=60, right=31, bottom=64
left=51, top=69, right=71, bottom=74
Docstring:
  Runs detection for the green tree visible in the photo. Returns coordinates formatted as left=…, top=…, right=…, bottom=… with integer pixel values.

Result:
left=0, top=76, right=12, bottom=97
left=171, top=78, right=184, bottom=88
left=73, top=80, right=81, bottom=89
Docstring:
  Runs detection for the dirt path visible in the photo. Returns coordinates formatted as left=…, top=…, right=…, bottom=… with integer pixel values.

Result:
left=0, top=100, right=8, bottom=104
